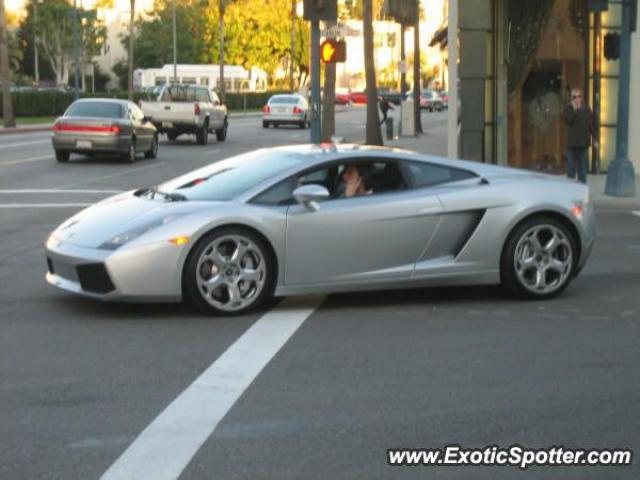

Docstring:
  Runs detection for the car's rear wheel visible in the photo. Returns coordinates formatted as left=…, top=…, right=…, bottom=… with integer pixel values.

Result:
left=501, top=217, right=577, bottom=299
left=216, top=118, right=228, bottom=141
left=144, top=134, right=159, bottom=159
left=184, top=228, right=274, bottom=315
left=55, top=150, right=70, bottom=162
left=196, top=121, right=209, bottom=145
left=122, top=140, right=136, bottom=163
left=299, top=116, right=307, bottom=129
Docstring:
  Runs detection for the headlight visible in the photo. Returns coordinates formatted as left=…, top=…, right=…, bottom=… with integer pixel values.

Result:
left=98, top=215, right=178, bottom=250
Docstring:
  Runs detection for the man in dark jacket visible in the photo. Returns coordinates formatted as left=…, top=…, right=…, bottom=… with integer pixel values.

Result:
left=379, top=97, right=394, bottom=125
left=563, top=88, right=598, bottom=183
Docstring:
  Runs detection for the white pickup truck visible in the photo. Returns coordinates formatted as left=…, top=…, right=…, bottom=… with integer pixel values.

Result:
left=140, top=84, right=228, bottom=145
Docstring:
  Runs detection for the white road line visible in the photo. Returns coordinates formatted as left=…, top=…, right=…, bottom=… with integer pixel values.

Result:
left=205, top=148, right=220, bottom=155
left=101, top=295, right=324, bottom=480
left=0, top=203, right=92, bottom=208
left=632, top=211, right=640, bottom=218
left=0, top=139, right=49, bottom=149
left=58, top=162, right=164, bottom=189
left=0, top=155, right=52, bottom=168
left=0, top=189, right=121, bottom=194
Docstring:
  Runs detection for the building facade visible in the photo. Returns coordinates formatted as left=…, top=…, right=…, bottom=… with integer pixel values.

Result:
left=454, top=0, right=639, bottom=173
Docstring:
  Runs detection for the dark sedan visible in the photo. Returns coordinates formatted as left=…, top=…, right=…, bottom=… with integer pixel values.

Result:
left=52, top=99, right=158, bottom=163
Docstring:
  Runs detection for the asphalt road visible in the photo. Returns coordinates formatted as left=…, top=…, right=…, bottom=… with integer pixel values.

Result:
left=1, top=107, right=640, bottom=480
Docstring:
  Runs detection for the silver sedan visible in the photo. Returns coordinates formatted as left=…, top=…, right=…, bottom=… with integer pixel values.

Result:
left=52, top=98, right=158, bottom=163
left=45, top=145, right=595, bottom=315
left=262, top=94, right=309, bottom=129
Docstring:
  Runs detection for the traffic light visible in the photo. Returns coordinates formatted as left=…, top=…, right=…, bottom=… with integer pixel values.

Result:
left=604, top=32, right=620, bottom=60
left=320, top=39, right=346, bottom=63
left=303, top=0, right=337, bottom=21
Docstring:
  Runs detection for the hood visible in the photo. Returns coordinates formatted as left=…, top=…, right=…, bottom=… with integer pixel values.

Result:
left=54, top=192, right=215, bottom=248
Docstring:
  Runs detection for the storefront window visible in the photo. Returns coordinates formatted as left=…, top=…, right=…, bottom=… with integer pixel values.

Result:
left=506, top=0, right=587, bottom=172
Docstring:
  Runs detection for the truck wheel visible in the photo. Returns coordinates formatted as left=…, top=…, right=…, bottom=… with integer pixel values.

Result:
left=216, top=118, right=228, bottom=142
left=167, top=132, right=178, bottom=141
left=196, top=122, right=209, bottom=145
left=55, top=150, right=70, bottom=162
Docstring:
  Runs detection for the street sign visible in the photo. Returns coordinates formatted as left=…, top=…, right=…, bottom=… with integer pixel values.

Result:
left=320, top=39, right=346, bottom=63
left=320, top=23, right=359, bottom=38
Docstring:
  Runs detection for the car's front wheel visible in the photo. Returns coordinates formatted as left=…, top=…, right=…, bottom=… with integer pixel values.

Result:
left=184, top=228, right=274, bottom=315
left=144, top=134, right=159, bottom=159
left=501, top=217, right=577, bottom=299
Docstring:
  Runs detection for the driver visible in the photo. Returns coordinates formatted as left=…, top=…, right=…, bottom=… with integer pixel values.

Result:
left=339, top=164, right=372, bottom=198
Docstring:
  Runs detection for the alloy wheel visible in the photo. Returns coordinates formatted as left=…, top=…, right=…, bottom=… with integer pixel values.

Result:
left=194, top=234, right=267, bottom=312
left=513, top=224, right=574, bottom=295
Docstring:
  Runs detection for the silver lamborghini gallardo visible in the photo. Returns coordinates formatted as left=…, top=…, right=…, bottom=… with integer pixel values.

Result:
left=45, top=145, right=595, bottom=315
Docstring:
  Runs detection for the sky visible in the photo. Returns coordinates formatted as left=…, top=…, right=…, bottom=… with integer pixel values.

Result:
left=5, top=0, right=155, bottom=17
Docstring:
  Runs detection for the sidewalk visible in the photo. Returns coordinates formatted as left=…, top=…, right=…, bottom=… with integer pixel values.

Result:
left=384, top=130, right=640, bottom=209
left=0, top=123, right=52, bottom=135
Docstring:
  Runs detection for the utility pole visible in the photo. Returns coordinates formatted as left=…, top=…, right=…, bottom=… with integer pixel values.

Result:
left=72, top=0, right=80, bottom=99
left=604, top=0, right=637, bottom=197
left=33, top=0, right=40, bottom=86
left=172, top=0, right=177, bottom=83
left=412, top=0, right=422, bottom=134
left=219, top=0, right=225, bottom=102
left=399, top=23, right=406, bottom=96
left=310, top=19, right=321, bottom=143
left=0, top=0, right=15, bottom=128
left=290, top=0, right=296, bottom=92
left=447, top=0, right=458, bottom=159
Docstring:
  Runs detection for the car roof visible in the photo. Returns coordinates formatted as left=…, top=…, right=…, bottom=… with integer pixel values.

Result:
left=71, top=98, right=130, bottom=105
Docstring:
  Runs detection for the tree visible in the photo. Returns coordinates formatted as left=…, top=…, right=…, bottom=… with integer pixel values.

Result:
left=32, top=0, right=106, bottom=87
left=412, top=0, right=422, bottom=133
left=363, top=0, right=382, bottom=145
left=0, top=0, right=15, bottom=127
left=128, top=0, right=135, bottom=100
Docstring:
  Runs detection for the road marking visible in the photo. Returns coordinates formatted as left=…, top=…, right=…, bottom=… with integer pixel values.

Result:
left=205, top=148, right=220, bottom=155
left=0, top=189, right=121, bottom=194
left=0, top=139, right=49, bottom=149
left=632, top=211, right=640, bottom=218
left=58, top=162, right=164, bottom=189
left=0, top=203, right=92, bottom=208
left=0, top=154, right=52, bottom=168
left=101, top=295, right=324, bottom=480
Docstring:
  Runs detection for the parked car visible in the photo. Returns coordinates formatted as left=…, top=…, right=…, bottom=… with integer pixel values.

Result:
left=51, top=98, right=158, bottom=163
left=349, top=91, right=368, bottom=104
left=45, top=145, right=595, bottom=315
left=378, top=88, right=403, bottom=105
left=438, top=91, right=449, bottom=109
left=140, top=84, right=228, bottom=145
left=419, top=90, right=444, bottom=112
left=262, top=94, right=309, bottom=129
left=335, top=89, right=352, bottom=105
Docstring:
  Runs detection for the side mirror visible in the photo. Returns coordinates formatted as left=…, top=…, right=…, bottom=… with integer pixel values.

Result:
left=293, top=184, right=330, bottom=212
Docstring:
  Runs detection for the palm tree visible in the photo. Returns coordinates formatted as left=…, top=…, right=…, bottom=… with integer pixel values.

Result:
left=363, top=0, right=382, bottom=145
left=0, top=0, right=14, bottom=128
left=127, top=0, right=135, bottom=101
left=413, top=0, right=422, bottom=133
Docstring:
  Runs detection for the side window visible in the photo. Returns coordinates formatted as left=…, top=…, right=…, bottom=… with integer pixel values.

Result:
left=405, top=161, right=477, bottom=188
left=196, top=88, right=210, bottom=102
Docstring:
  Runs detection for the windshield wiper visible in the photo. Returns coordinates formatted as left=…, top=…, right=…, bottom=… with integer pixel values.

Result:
left=138, top=186, right=186, bottom=202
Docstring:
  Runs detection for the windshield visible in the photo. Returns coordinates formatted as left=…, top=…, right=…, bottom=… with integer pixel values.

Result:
left=158, top=150, right=307, bottom=201
left=269, top=96, right=301, bottom=105
left=66, top=102, right=123, bottom=118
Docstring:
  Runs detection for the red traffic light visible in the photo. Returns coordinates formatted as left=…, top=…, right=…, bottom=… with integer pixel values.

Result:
left=320, top=39, right=346, bottom=63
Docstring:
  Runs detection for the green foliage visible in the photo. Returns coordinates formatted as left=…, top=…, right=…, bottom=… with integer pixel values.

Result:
left=0, top=90, right=290, bottom=117
left=124, top=0, right=309, bottom=86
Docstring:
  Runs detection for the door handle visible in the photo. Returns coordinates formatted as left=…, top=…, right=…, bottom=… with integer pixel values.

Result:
left=164, top=106, right=170, bottom=110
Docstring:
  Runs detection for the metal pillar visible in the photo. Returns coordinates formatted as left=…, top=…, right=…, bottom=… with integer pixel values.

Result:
left=72, top=0, right=80, bottom=99
left=605, top=0, right=637, bottom=197
left=173, top=1, right=177, bottom=83
left=447, top=0, right=458, bottom=158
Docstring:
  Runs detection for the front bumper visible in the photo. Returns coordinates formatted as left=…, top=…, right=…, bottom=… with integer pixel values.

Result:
left=52, top=133, right=131, bottom=154
left=45, top=237, right=185, bottom=302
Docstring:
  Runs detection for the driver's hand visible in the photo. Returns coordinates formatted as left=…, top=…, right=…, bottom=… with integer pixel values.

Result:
left=345, top=177, right=362, bottom=197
